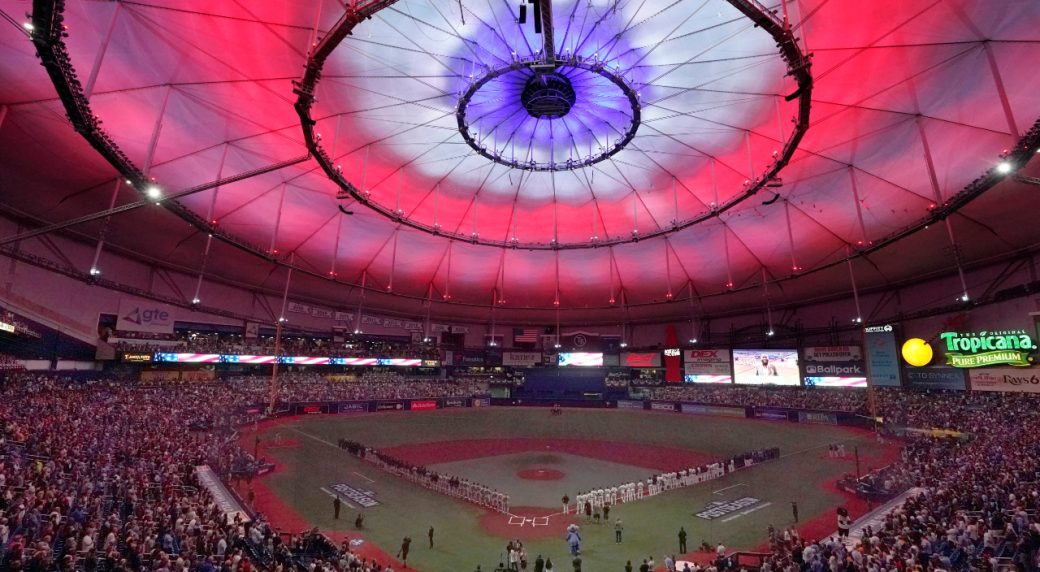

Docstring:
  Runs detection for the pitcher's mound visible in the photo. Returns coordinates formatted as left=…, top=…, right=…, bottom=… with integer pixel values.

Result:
left=518, top=468, right=565, bottom=480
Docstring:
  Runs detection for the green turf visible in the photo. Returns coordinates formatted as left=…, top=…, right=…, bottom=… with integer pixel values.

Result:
left=259, top=408, right=887, bottom=572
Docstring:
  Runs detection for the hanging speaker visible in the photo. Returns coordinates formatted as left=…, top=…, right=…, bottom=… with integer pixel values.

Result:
left=532, top=1, right=542, bottom=33
left=518, top=4, right=526, bottom=23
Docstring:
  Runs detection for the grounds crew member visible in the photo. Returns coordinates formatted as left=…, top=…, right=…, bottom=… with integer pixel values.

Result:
left=678, top=527, right=687, bottom=553
left=397, top=536, right=411, bottom=566
left=333, top=496, right=341, bottom=520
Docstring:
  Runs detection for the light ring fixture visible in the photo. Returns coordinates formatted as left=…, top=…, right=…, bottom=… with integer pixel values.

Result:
left=293, top=0, right=816, bottom=250
left=455, top=56, right=641, bottom=172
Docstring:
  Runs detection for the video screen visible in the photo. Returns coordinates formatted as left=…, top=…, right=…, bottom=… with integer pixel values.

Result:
left=803, top=362, right=867, bottom=388
left=732, top=349, right=800, bottom=386
left=684, top=374, right=733, bottom=384
left=558, top=352, right=604, bottom=367
left=803, top=376, right=867, bottom=388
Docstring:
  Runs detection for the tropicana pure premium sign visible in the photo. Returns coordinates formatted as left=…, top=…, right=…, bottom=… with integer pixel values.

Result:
left=940, top=330, right=1036, bottom=368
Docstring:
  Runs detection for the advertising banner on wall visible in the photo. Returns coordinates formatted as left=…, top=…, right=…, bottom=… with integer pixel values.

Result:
left=803, top=346, right=862, bottom=361
left=864, top=325, right=902, bottom=387
left=904, top=366, right=966, bottom=390
left=968, top=367, right=1040, bottom=393
left=622, top=352, right=662, bottom=368
left=939, top=330, right=1037, bottom=368
left=683, top=349, right=732, bottom=383
left=116, top=298, right=175, bottom=334
left=680, top=403, right=746, bottom=417
left=338, top=402, right=369, bottom=413
left=802, top=346, right=867, bottom=388
left=502, top=352, right=541, bottom=367
left=797, top=411, right=838, bottom=425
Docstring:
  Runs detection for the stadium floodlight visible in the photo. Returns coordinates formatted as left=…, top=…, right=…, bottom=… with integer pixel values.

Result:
left=22, top=22, right=33, bottom=31
left=146, top=185, right=162, bottom=200
left=89, top=267, right=101, bottom=276
left=996, top=161, right=1013, bottom=174
left=689, top=338, right=697, bottom=344
left=191, top=297, right=200, bottom=305
left=766, top=329, right=775, bottom=337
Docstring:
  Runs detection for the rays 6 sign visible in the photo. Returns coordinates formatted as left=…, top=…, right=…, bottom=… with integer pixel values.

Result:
left=940, top=330, right=1036, bottom=368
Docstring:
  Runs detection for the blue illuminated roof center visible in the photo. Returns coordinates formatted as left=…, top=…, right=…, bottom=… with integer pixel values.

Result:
left=521, top=72, right=577, bottom=118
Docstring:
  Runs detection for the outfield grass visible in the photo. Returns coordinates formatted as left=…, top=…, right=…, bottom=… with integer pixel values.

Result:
left=256, top=408, right=891, bottom=572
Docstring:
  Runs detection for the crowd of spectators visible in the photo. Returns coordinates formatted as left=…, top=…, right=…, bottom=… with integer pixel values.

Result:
left=4, top=369, right=1040, bottom=572
left=754, top=389, right=1040, bottom=572
left=0, top=377, right=274, bottom=572
left=646, top=385, right=869, bottom=414
left=0, top=355, right=23, bottom=371
left=222, top=373, right=490, bottom=403
left=605, top=371, right=632, bottom=388
left=111, top=333, right=439, bottom=360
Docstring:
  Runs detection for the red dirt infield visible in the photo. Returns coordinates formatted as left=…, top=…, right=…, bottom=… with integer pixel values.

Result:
left=381, top=438, right=716, bottom=472
left=478, top=506, right=575, bottom=540
left=518, top=468, right=566, bottom=480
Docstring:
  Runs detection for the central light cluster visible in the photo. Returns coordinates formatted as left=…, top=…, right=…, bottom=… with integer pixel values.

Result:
left=520, top=72, right=576, bottom=118
left=455, top=56, right=641, bottom=172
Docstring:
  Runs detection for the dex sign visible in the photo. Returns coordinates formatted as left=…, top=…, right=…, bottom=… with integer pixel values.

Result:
left=940, top=330, right=1036, bottom=368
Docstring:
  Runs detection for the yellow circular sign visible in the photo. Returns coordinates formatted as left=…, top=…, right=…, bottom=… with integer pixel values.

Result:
left=901, top=338, right=933, bottom=367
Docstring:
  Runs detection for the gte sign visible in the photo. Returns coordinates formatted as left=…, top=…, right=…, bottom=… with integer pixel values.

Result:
left=116, top=299, right=175, bottom=333
left=123, top=307, right=170, bottom=326
left=940, top=330, right=1037, bottom=368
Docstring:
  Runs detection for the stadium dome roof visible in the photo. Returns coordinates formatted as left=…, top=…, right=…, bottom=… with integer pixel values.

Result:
left=1, top=0, right=1039, bottom=325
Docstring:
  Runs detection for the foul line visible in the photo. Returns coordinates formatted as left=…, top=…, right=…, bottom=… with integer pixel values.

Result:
left=719, top=501, right=772, bottom=523
left=353, top=471, right=376, bottom=483
left=713, top=483, right=747, bottom=495
left=287, top=426, right=380, bottom=487
left=319, top=486, right=357, bottom=509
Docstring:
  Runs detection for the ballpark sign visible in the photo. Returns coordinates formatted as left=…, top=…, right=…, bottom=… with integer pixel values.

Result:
left=940, top=330, right=1036, bottom=368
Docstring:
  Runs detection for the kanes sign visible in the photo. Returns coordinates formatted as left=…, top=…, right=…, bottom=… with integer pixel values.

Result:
left=940, top=330, right=1036, bottom=368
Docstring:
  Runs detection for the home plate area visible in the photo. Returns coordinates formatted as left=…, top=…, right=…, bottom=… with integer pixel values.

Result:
left=508, top=514, right=551, bottom=527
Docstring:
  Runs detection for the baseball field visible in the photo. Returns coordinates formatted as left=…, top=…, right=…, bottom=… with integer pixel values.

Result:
left=239, top=407, right=897, bottom=572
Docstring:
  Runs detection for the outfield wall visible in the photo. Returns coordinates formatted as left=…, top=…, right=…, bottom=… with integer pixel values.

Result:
left=252, top=396, right=871, bottom=429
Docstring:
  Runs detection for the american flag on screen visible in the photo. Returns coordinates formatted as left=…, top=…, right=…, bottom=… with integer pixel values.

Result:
left=514, top=327, right=540, bottom=343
